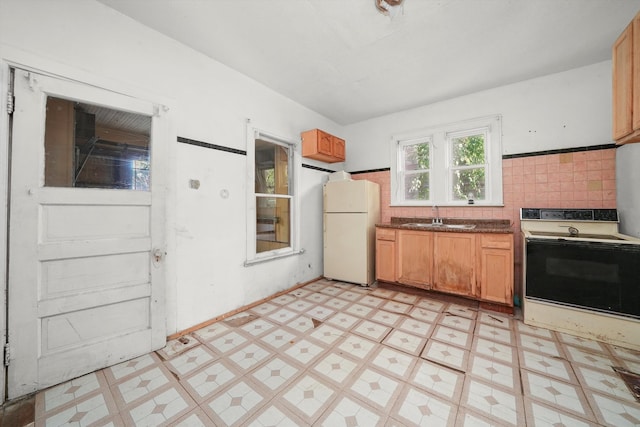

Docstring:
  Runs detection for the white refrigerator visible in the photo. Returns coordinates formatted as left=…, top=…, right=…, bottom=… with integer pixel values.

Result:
left=323, top=179, right=380, bottom=286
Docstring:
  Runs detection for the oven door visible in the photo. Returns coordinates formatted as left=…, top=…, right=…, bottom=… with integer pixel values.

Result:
left=525, top=238, right=640, bottom=318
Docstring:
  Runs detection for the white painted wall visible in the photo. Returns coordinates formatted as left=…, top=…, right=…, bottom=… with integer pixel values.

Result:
left=0, top=0, right=340, bottom=333
left=343, top=62, right=613, bottom=171
left=616, top=143, right=640, bottom=238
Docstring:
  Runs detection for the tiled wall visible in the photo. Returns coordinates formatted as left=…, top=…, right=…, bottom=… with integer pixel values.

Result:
left=353, top=147, right=617, bottom=298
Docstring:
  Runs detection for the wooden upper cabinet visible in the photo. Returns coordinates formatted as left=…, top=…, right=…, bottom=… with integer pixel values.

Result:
left=301, top=129, right=346, bottom=163
left=613, top=12, right=640, bottom=144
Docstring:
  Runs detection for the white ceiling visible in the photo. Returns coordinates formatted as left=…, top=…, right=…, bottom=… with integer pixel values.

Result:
left=98, top=0, right=640, bottom=125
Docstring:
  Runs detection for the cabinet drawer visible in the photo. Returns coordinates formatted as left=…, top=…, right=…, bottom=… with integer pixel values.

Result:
left=480, top=234, right=513, bottom=249
left=376, top=228, right=396, bottom=241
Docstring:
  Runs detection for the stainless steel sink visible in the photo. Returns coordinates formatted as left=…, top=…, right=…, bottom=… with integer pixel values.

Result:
left=402, top=223, right=476, bottom=230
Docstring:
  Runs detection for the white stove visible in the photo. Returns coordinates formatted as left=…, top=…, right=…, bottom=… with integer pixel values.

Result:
left=521, top=208, right=640, bottom=351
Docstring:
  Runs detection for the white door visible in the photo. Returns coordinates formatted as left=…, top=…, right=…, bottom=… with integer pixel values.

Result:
left=7, top=69, right=167, bottom=399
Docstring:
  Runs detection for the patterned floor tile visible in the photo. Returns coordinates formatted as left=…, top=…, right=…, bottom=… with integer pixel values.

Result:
left=391, top=385, right=457, bottom=427
left=371, top=346, right=416, bottom=379
left=286, top=315, right=315, bottom=334
left=306, top=305, right=335, bottom=321
left=305, top=292, right=331, bottom=304
left=260, top=327, right=297, bottom=350
left=35, top=390, right=119, bottom=427
left=471, top=336, right=517, bottom=365
left=444, top=304, right=477, bottom=319
left=415, top=299, right=446, bottom=312
left=267, top=308, right=299, bottom=325
left=408, top=306, right=440, bottom=323
left=360, top=294, right=386, bottom=308
left=410, top=359, right=464, bottom=402
left=193, top=321, right=231, bottom=342
left=557, top=332, right=610, bottom=354
left=454, top=407, right=505, bottom=427
left=433, top=325, right=472, bottom=349
left=392, top=292, right=419, bottom=305
left=521, top=370, right=594, bottom=420
left=439, top=314, right=474, bottom=332
left=337, top=335, right=378, bottom=361
left=522, top=397, right=596, bottom=427
left=120, top=385, right=196, bottom=426
left=320, top=285, right=345, bottom=297
left=165, top=345, right=218, bottom=379
left=251, top=357, right=301, bottom=393
left=397, top=317, right=433, bottom=336
left=382, top=300, right=412, bottom=314
left=286, top=299, right=314, bottom=314
left=518, top=333, right=562, bottom=357
left=111, top=364, right=178, bottom=408
left=382, top=329, right=427, bottom=355
left=353, top=319, right=392, bottom=342
left=475, top=323, right=514, bottom=345
left=461, top=377, right=524, bottom=426
left=283, top=339, right=325, bottom=365
left=326, top=312, right=361, bottom=330
left=518, top=349, right=576, bottom=383
left=156, top=335, right=200, bottom=360
left=324, top=297, right=352, bottom=310
left=564, top=345, right=621, bottom=371
left=345, top=303, right=375, bottom=318
left=468, top=354, right=518, bottom=391
left=516, top=322, right=555, bottom=339
left=271, top=294, right=297, bottom=305
left=313, top=351, right=359, bottom=387
left=336, top=290, right=364, bottom=302
left=289, top=287, right=312, bottom=298
left=249, top=302, right=279, bottom=316
left=477, top=312, right=512, bottom=330
left=103, top=353, right=163, bottom=385
left=607, top=345, right=640, bottom=363
left=280, top=374, right=338, bottom=424
left=180, top=359, right=240, bottom=403
left=348, top=368, right=402, bottom=412
left=574, top=365, right=638, bottom=403
left=422, top=340, right=469, bottom=372
left=35, top=371, right=109, bottom=415
left=207, top=330, right=248, bottom=354
left=308, top=323, right=347, bottom=346
left=202, top=379, right=267, bottom=426
left=584, top=391, right=640, bottom=427
left=240, top=318, right=277, bottom=337
left=369, top=309, right=403, bottom=327
left=317, top=395, right=386, bottom=427
left=243, top=401, right=307, bottom=426
left=228, top=342, right=272, bottom=371
left=369, top=288, right=397, bottom=299
left=171, top=407, right=215, bottom=427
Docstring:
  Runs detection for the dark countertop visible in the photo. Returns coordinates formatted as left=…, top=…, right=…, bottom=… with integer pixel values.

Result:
left=377, top=217, right=514, bottom=234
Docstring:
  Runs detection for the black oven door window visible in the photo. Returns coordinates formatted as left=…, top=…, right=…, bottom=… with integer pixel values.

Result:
left=525, top=239, right=640, bottom=318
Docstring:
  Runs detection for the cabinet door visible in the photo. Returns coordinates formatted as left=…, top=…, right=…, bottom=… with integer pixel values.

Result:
left=479, top=248, right=513, bottom=304
left=433, top=232, right=475, bottom=297
left=613, top=21, right=634, bottom=140
left=397, top=230, right=433, bottom=289
left=376, top=239, right=396, bottom=283
left=332, top=136, right=346, bottom=161
left=318, top=131, right=333, bottom=156
left=477, top=234, right=514, bottom=305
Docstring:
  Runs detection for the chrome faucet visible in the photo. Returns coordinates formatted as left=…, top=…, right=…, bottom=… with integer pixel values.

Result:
left=432, top=205, right=443, bottom=225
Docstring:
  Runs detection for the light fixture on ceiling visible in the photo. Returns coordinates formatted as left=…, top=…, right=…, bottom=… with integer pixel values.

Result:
left=376, top=0, right=404, bottom=19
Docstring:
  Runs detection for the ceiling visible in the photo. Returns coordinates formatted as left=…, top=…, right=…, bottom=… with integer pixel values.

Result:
left=98, top=0, right=640, bottom=125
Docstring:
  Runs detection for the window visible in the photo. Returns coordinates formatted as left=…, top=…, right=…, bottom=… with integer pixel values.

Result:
left=246, top=125, right=300, bottom=263
left=391, top=115, right=502, bottom=206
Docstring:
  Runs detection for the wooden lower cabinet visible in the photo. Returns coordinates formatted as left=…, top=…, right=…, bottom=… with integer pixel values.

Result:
left=432, top=232, right=476, bottom=297
left=397, top=230, right=433, bottom=289
left=477, top=234, right=514, bottom=305
left=376, top=228, right=396, bottom=282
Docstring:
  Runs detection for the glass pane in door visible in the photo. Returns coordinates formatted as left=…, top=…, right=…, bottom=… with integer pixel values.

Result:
left=44, top=97, right=151, bottom=190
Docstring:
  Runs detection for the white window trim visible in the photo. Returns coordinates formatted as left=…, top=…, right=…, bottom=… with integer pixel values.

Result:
left=245, top=122, right=302, bottom=265
left=391, top=115, right=503, bottom=207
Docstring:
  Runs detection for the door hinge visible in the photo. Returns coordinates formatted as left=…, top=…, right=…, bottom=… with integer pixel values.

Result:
left=4, top=343, right=10, bottom=367
left=6, top=89, right=14, bottom=115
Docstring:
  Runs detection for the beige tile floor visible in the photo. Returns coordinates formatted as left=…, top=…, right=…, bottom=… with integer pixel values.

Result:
left=28, top=279, right=640, bottom=426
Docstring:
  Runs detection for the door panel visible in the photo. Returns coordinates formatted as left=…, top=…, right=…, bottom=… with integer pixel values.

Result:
left=7, top=69, right=166, bottom=398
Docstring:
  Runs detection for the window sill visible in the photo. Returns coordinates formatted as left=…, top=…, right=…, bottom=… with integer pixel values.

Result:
left=244, top=249, right=305, bottom=266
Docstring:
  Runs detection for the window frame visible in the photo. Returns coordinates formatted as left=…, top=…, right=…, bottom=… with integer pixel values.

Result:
left=396, top=136, right=433, bottom=204
left=391, top=115, right=503, bottom=207
left=245, top=123, right=301, bottom=265
left=445, top=126, right=489, bottom=203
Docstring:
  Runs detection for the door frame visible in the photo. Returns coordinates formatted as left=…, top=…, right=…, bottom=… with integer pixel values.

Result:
left=0, top=47, right=176, bottom=403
